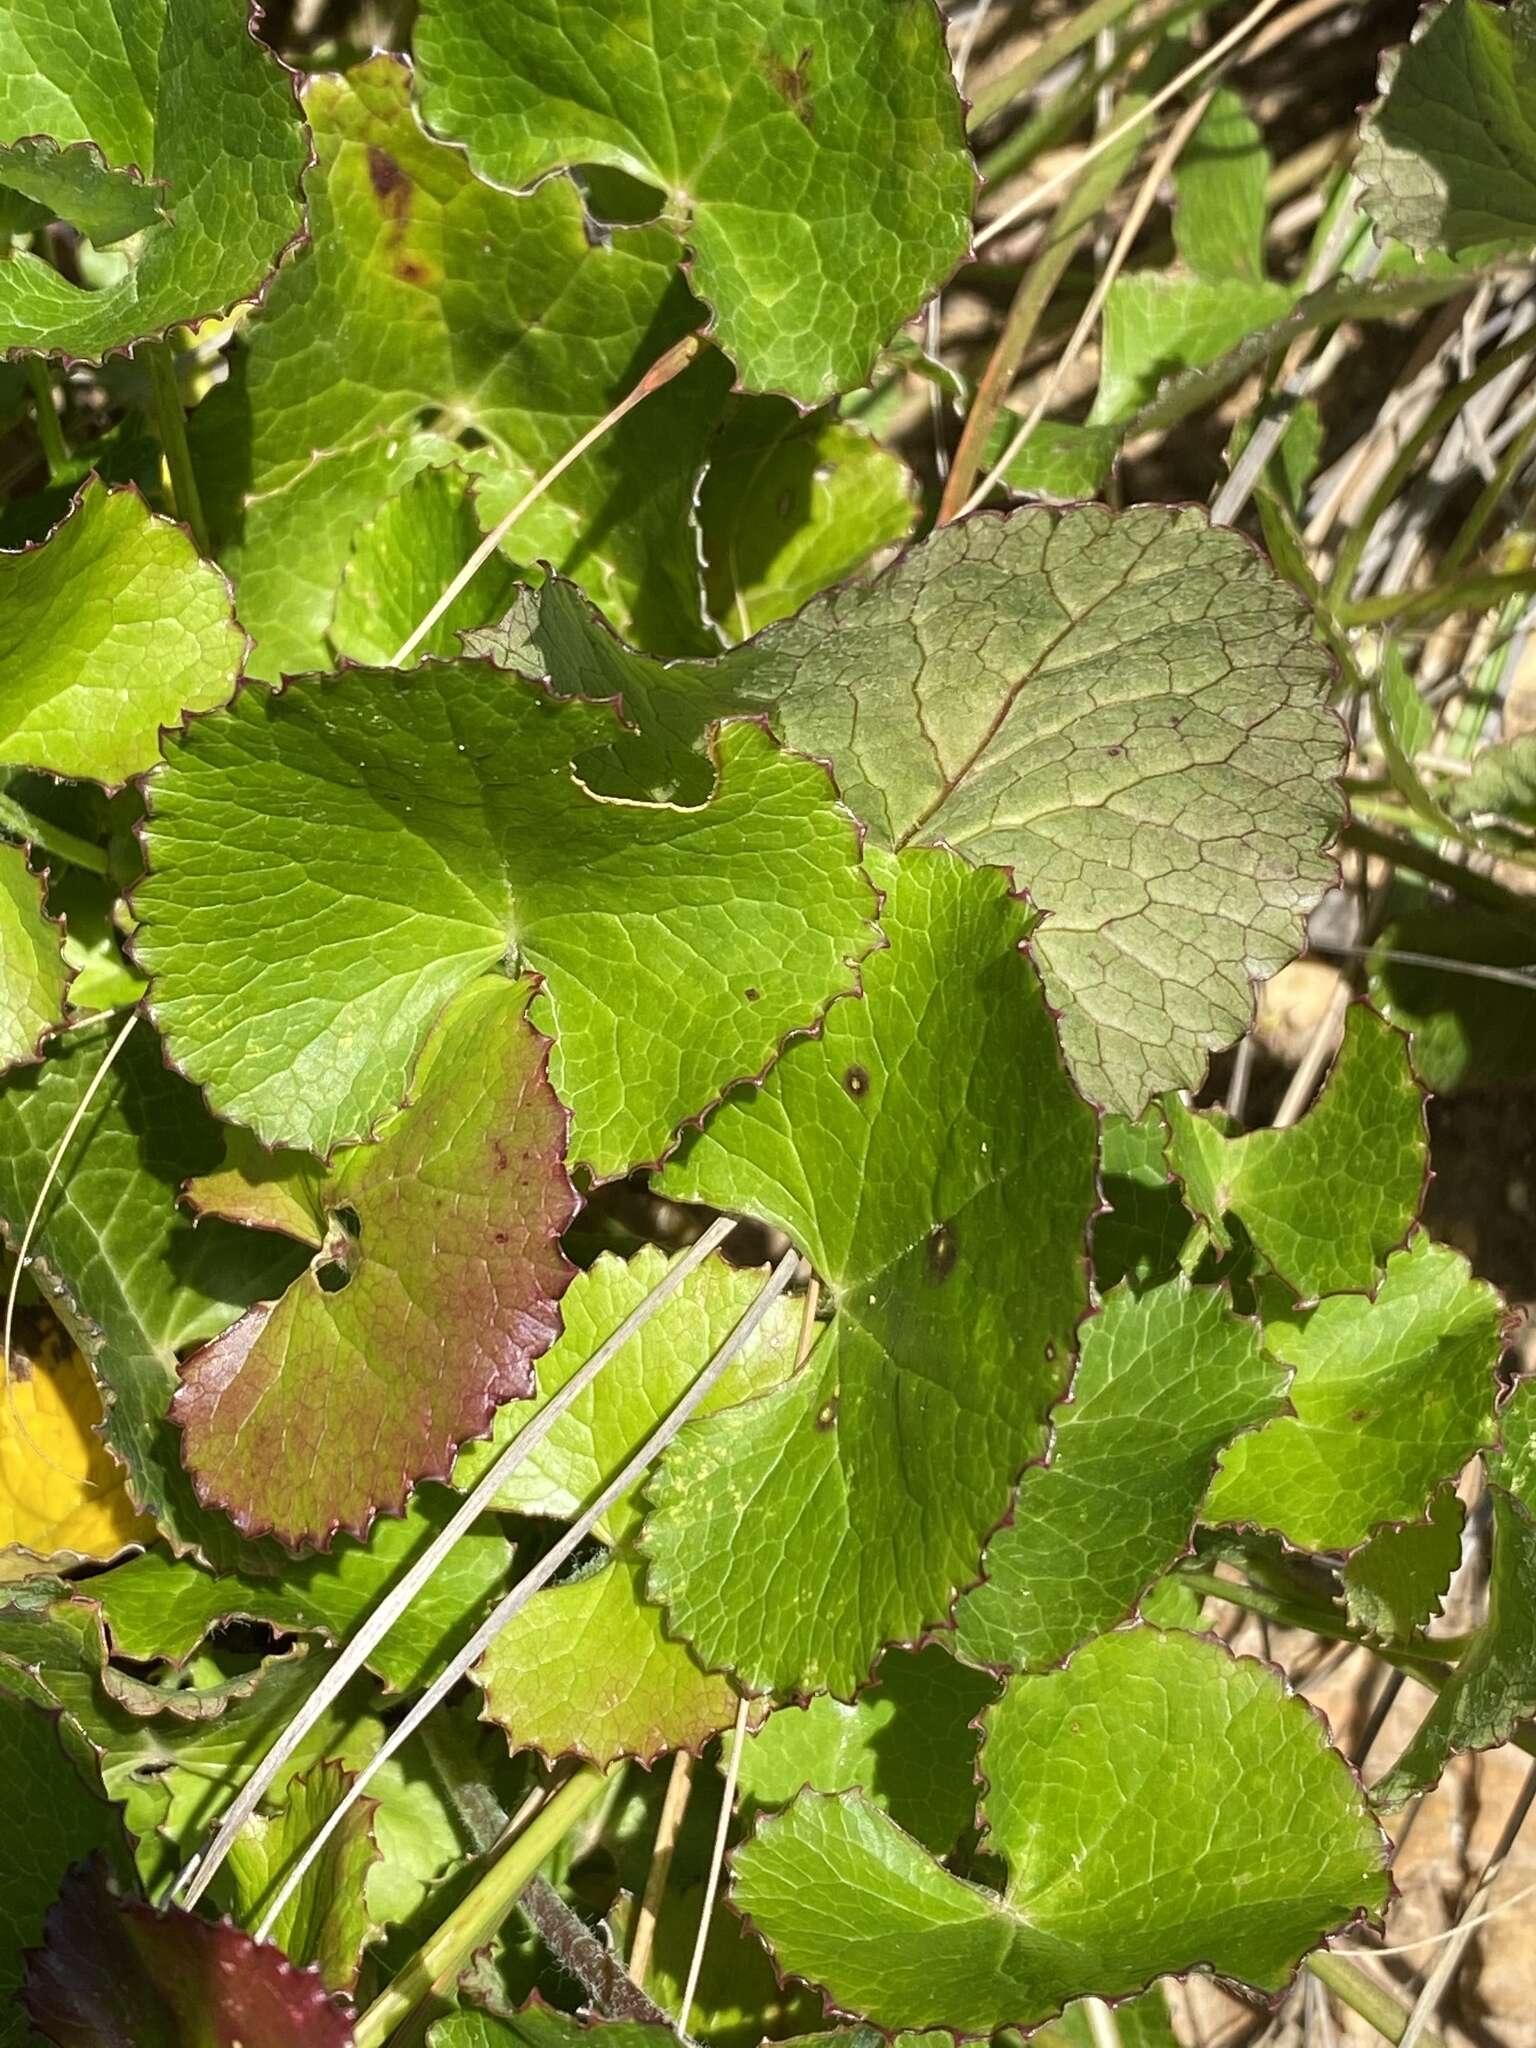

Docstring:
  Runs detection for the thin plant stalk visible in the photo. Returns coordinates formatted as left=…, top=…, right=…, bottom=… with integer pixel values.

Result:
left=0, top=792, right=109, bottom=875
left=630, top=1750, right=698, bottom=1990
left=25, top=358, right=69, bottom=481
left=142, top=339, right=210, bottom=556
left=176, top=1213, right=738, bottom=1910
left=974, top=0, right=1288, bottom=252
left=1304, top=1954, right=1448, bottom=2048
left=351, top=1766, right=609, bottom=2048
left=679, top=1694, right=751, bottom=2038
left=967, top=0, right=1153, bottom=127
left=389, top=329, right=703, bottom=668
left=251, top=1246, right=802, bottom=1940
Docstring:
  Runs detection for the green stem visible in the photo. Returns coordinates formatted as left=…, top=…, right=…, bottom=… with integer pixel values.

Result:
left=1172, top=1570, right=1462, bottom=1673
left=24, top=356, right=69, bottom=481
left=1439, top=410, right=1536, bottom=581
left=0, top=790, right=108, bottom=875
left=1341, top=566, right=1536, bottom=629
left=1305, top=1953, right=1448, bottom=2048
left=1328, top=326, right=1536, bottom=610
left=142, top=339, right=210, bottom=555
left=969, top=0, right=1154, bottom=124
left=1342, top=821, right=1536, bottom=917
left=352, top=1767, right=608, bottom=2048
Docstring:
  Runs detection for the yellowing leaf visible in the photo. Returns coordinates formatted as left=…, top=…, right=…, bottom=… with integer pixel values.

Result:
left=0, top=1309, right=152, bottom=1566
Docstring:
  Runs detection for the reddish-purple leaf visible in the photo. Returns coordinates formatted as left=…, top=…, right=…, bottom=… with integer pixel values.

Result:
left=175, top=976, right=576, bottom=1548
left=22, top=1858, right=356, bottom=2048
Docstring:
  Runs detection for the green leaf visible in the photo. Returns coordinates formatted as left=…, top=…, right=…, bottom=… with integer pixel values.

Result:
left=0, top=480, right=240, bottom=785
left=643, top=849, right=1097, bottom=1695
left=983, top=417, right=1120, bottom=502
left=733, top=1628, right=1389, bottom=2031
left=0, top=1690, right=129, bottom=2036
left=0, top=0, right=307, bottom=358
left=189, top=56, right=729, bottom=675
left=738, top=1642, right=996, bottom=1856
left=1372, top=1485, right=1536, bottom=1806
left=1173, top=87, right=1271, bottom=284
left=413, top=0, right=974, bottom=403
left=173, top=976, right=575, bottom=1547
left=697, top=399, right=917, bottom=641
left=953, top=1279, right=1285, bottom=1672
left=1358, top=0, right=1536, bottom=258
left=85, top=1484, right=513, bottom=1694
left=1091, top=1106, right=1189, bottom=1292
left=1368, top=904, right=1536, bottom=1092
left=1038, top=1991, right=1178, bottom=2048
left=20, top=1857, right=356, bottom=2048
left=723, top=503, right=1342, bottom=1114
left=328, top=466, right=521, bottom=669
left=431, top=2013, right=672, bottom=2048
left=1164, top=1004, right=1427, bottom=1297
left=1343, top=1483, right=1465, bottom=1640
left=1451, top=732, right=1536, bottom=833
left=1090, top=276, right=1295, bottom=425
left=1204, top=1236, right=1503, bottom=1551
left=135, top=662, right=873, bottom=1171
left=0, top=842, right=66, bottom=1073
left=217, top=1759, right=380, bottom=1993
left=0, top=1018, right=309, bottom=1566
left=464, top=1247, right=802, bottom=1764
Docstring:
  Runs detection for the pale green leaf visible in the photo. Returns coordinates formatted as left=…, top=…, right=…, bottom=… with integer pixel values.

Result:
left=1204, top=1236, right=1503, bottom=1551
left=0, top=0, right=307, bottom=357
left=465, top=1247, right=802, bottom=1764
left=134, top=663, right=874, bottom=1170
left=1343, top=1484, right=1465, bottom=1640
left=0, top=479, right=240, bottom=784
left=1090, top=276, right=1295, bottom=425
left=733, top=1628, right=1389, bottom=2031
left=413, top=0, right=974, bottom=402
left=217, top=1759, right=380, bottom=1993
left=1173, top=87, right=1271, bottom=284
left=953, top=1278, right=1285, bottom=1672
left=643, top=848, right=1098, bottom=1695
left=1358, top=0, right=1536, bottom=256
left=1164, top=1003, right=1427, bottom=1297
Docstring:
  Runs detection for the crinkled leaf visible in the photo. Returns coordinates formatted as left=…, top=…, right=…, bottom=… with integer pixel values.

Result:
left=733, top=1628, right=1388, bottom=2032
left=1343, top=1483, right=1465, bottom=1640
left=1204, top=1236, right=1503, bottom=1551
left=1368, top=904, right=1536, bottom=1092
left=135, top=664, right=874, bottom=1171
left=722, top=504, right=1342, bottom=1114
left=1358, top=0, right=1536, bottom=257
left=1090, top=276, right=1295, bottom=426
left=737, top=1642, right=996, bottom=1856
left=329, top=466, right=520, bottom=670
left=0, top=841, right=66, bottom=1072
left=1164, top=1004, right=1426, bottom=1297
left=217, top=1760, right=380, bottom=1994
left=1173, top=87, right=1271, bottom=283
left=953, top=1278, right=1285, bottom=1673
left=20, top=1857, right=356, bottom=2048
left=463, top=1246, right=801, bottom=1762
left=413, top=0, right=974, bottom=402
left=85, top=1484, right=513, bottom=1694
left=0, top=1695, right=130, bottom=2033
left=644, top=849, right=1097, bottom=1696
left=698, top=400, right=917, bottom=641
left=0, top=1017, right=310, bottom=1567
left=190, top=57, right=728, bottom=674
left=1091, top=1107, right=1188, bottom=1292
left=173, top=976, right=575, bottom=1547
left=0, top=480, right=240, bottom=784
left=0, top=0, right=307, bottom=358
left=1, top=1307, right=153, bottom=1565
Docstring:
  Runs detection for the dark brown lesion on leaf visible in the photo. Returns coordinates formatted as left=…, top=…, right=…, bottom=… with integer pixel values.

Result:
left=925, top=1220, right=958, bottom=1283
left=815, top=1392, right=838, bottom=1430
left=843, top=1063, right=870, bottom=1098
left=367, top=146, right=410, bottom=209
left=763, top=46, right=816, bottom=129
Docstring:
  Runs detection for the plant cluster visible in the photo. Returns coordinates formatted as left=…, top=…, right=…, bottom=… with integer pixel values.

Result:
left=2, top=2, right=1536, bottom=2046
